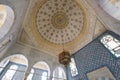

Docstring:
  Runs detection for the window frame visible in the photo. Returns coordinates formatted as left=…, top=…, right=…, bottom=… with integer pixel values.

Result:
left=2, top=64, right=18, bottom=80
left=69, top=57, right=78, bottom=77
left=100, top=34, right=120, bottom=57
left=52, top=67, right=66, bottom=80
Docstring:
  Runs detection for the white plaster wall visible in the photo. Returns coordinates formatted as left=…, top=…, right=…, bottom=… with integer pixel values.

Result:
left=1, top=0, right=115, bottom=79
left=0, top=0, right=30, bottom=57
left=0, top=43, right=66, bottom=80
left=0, top=0, right=67, bottom=79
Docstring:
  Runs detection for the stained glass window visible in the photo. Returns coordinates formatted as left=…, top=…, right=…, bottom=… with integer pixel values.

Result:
left=2, top=65, right=18, bottom=80
left=101, top=35, right=120, bottom=57
left=69, top=58, right=78, bottom=76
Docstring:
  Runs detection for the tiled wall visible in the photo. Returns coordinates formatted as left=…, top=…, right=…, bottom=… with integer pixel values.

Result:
left=67, top=31, right=120, bottom=80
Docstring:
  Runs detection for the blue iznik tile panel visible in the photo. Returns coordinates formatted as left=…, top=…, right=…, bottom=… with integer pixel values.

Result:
left=67, top=31, right=120, bottom=80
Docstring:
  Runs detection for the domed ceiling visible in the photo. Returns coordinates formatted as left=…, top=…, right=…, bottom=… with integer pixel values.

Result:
left=20, top=0, right=99, bottom=56
left=36, top=0, right=84, bottom=44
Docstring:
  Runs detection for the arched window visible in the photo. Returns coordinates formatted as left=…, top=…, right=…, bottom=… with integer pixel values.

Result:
left=2, top=65, right=18, bottom=80
left=101, top=35, right=120, bottom=57
left=0, top=54, right=28, bottom=80
left=69, top=58, right=78, bottom=76
left=27, top=61, right=50, bottom=80
left=53, top=67, right=66, bottom=80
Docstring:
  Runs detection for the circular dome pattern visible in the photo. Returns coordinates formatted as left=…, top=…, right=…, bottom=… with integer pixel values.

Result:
left=36, top=0, right=84, bottom=44
left=51, top=12, right=69, bottom=29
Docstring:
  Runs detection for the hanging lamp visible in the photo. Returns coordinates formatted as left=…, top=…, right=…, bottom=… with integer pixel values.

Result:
left=58, top=32, right=71, bottom=66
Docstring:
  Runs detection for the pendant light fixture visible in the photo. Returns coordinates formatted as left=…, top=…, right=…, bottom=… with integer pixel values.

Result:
left=58, top=32, right=71, bottom=67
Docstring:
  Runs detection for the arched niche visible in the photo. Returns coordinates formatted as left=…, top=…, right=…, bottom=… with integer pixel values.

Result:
left=0, top=54, right=28, bottom=80
left=52, top=67, right=66, bottom=80
left=27, top=61, right=50, bottom=80
left=98, top=0, right=120, bottom=20
left=0, top=4, right=14, bottom=39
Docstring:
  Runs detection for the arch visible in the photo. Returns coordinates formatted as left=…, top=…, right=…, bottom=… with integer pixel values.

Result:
left=0, top=4, right=14, bottom=39
left=0, top=54, right=28, bottom=80
left=0, top=54, right=28, bottom=66
left=27, top=61, right=50, bottom=80
left=98, top=0, right=120, bottom=21
left=33, top=61, right=50, bottom=76
left=52, top=67, right=66, bottom=80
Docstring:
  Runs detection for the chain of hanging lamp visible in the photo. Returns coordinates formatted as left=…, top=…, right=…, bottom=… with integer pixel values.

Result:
left=58, top=29, right=71, bottom=67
